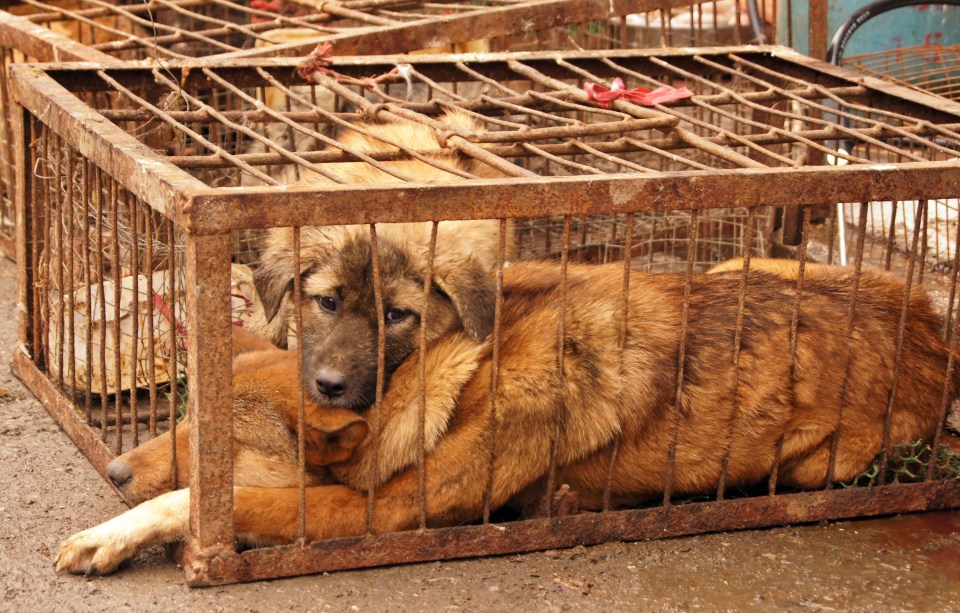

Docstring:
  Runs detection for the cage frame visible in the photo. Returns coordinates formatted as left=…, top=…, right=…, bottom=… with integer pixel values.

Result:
left=12, top=45, right=960, bottom=585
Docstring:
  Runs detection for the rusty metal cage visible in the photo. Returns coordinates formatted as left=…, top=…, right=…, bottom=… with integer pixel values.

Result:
left=14, top=46, right=960, bottom=585
left=0, top=0, right=773, bottom=263
left=841, top=45, right=960, bottom=103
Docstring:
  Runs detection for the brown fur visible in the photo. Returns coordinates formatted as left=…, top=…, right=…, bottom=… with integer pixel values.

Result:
left=231, top=326, right=280, bottom=356
left=708, top=257, right=839, bottom=279
left=108, top=348, right=369, bottom=504
left=57, top=262, right=956, bottom=574
left=250, top=110, right=513, bottom=411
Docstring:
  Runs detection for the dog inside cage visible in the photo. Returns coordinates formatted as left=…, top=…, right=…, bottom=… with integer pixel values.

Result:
left=11, top=50, right=960, bottom=582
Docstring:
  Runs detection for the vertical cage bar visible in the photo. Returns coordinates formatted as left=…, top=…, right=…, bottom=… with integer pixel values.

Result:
left=65, top=145, right=76, bottom=403
left=716, top=206, right=757, bottom=500
left=187, top=232, right=235, bottom=550
left=417, top=222, right=439, bottom=530
left=884, top=201, right=898, bottom=272
left=128, top=192, right=139, bottom=446
left=15, top=106, right=33, bottom=355
left=145, top=209, right=158, bottom=436
left=877, top=203, right=925, bottom=485
left=94, top=166, right=108, bottom=440
left=293, top=226, right=306, bottom=542
left=53, top=133, right=64, bottom=390
left=28, top=115, right=42, bottom=366
left=366, top=223, right=385, bottom=534
left=918, top=201, right=929, bottom=284
left=167, top=219, right=179, bottom=488
left=545, top=215, right=571, bottom=517
left=110, top=178, right=123, bottom=455
left=482, top=218, right=507, bottom=525
left=40, top=125, right=52, bottom=375
left=825, top=202, right=869, bottom=487
left=81, top=159, right=92, bottom=425
left=663, top=209, right=700, bottom=505
left=0, top=46, right=16, bottom=253
left=603, top=211, right=634, bottom=512
left=770, top=205, right=812, bottom=495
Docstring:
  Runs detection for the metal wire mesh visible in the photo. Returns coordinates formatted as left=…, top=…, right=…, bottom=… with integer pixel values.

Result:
left=13, top=46, right=960, bottom=585
left=27, top=118, right=187, bottom=458
left=843, top=45, right=960, bottom=102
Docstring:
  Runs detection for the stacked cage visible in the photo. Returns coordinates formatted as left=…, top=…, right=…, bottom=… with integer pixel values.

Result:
left=13, top=46, right=960, bottom=584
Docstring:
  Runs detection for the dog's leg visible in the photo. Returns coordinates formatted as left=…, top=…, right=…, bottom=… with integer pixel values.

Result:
left=233, top=480, right=472, bottom=542
left=233, top=411, right=540, bottom=541
left=56, top=489, right=190, bottom=575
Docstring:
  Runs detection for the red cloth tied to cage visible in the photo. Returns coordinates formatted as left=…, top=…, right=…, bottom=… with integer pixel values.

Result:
left=584, top=78, right=693, bottom=108
left=297, top=42, right=399, bottom=89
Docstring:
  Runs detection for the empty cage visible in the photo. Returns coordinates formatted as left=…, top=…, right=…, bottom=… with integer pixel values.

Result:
left=15, top=46, right=960, bottom=585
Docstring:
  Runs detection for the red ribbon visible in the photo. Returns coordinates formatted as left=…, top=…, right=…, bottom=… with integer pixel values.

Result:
left=153, top=293, right=188, bottom=350
left=297, top=42, right=400, bottom=90
left=585, top=77, right=693, bottom=108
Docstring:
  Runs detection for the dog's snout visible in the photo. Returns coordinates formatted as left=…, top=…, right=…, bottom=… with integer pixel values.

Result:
left=107, top=458, right=133, bottom=489
left=316, top=368, right=348, bottom=399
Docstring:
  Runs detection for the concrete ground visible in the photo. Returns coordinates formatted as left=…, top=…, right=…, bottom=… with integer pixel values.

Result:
left=3, top=256, right=960, bottom=612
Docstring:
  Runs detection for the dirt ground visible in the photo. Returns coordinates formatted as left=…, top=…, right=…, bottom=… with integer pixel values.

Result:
left=3, top=256, right=960, bottom=612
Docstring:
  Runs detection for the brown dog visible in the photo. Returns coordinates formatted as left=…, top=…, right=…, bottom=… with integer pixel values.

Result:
left=56, top=261, right=954, bottom=574
left=249, top=110, right=512, bottom=412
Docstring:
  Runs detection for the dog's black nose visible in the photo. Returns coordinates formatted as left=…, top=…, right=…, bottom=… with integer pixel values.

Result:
left=107, top=458, right=133, bottom=489
left=316, top=368, right=348, bottom=398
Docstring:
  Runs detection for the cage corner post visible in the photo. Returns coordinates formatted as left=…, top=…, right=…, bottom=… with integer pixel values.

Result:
left=13, top=102, right=31, bottom=359
left=180, top=231, right=240, bottom=586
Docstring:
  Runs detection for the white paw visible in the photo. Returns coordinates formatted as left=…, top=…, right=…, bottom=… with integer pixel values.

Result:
left=55, top=522, right=139, bottom=576
left=55, top=489, right=190, bottom=576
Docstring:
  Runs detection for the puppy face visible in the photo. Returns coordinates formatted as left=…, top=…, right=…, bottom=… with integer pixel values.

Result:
left=254, top=223, right=497, bottom=412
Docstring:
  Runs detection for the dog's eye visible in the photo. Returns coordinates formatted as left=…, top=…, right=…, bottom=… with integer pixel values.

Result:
left=317, top=296, right=337, bottom=313
left=385, top=308, right=411, bottom=324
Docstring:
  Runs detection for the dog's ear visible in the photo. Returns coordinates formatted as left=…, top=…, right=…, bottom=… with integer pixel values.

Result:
left=433, top=257, right=496, bottom=342
left=302, top=408, right=369, bottom=468
left=253, top=262, right=294, bottom=324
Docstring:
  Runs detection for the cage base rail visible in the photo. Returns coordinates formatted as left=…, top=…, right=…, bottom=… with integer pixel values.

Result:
left=177, top=479, right=960, bottom=586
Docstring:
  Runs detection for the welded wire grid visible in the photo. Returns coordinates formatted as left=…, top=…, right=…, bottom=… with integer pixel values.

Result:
left=13, top=47, right=960, bottom=583
left=843, top=45, right=960, bottom=103
left=25, top=116, right=188, bottom=458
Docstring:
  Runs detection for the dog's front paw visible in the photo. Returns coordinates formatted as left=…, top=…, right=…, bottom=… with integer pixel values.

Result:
left=55, top=489, right=190, bottom=576
left=56, top=524, right=137, bottom=576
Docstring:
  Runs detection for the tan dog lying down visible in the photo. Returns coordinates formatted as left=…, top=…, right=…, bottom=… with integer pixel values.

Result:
left=57, top=261, right=954, bottom=575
